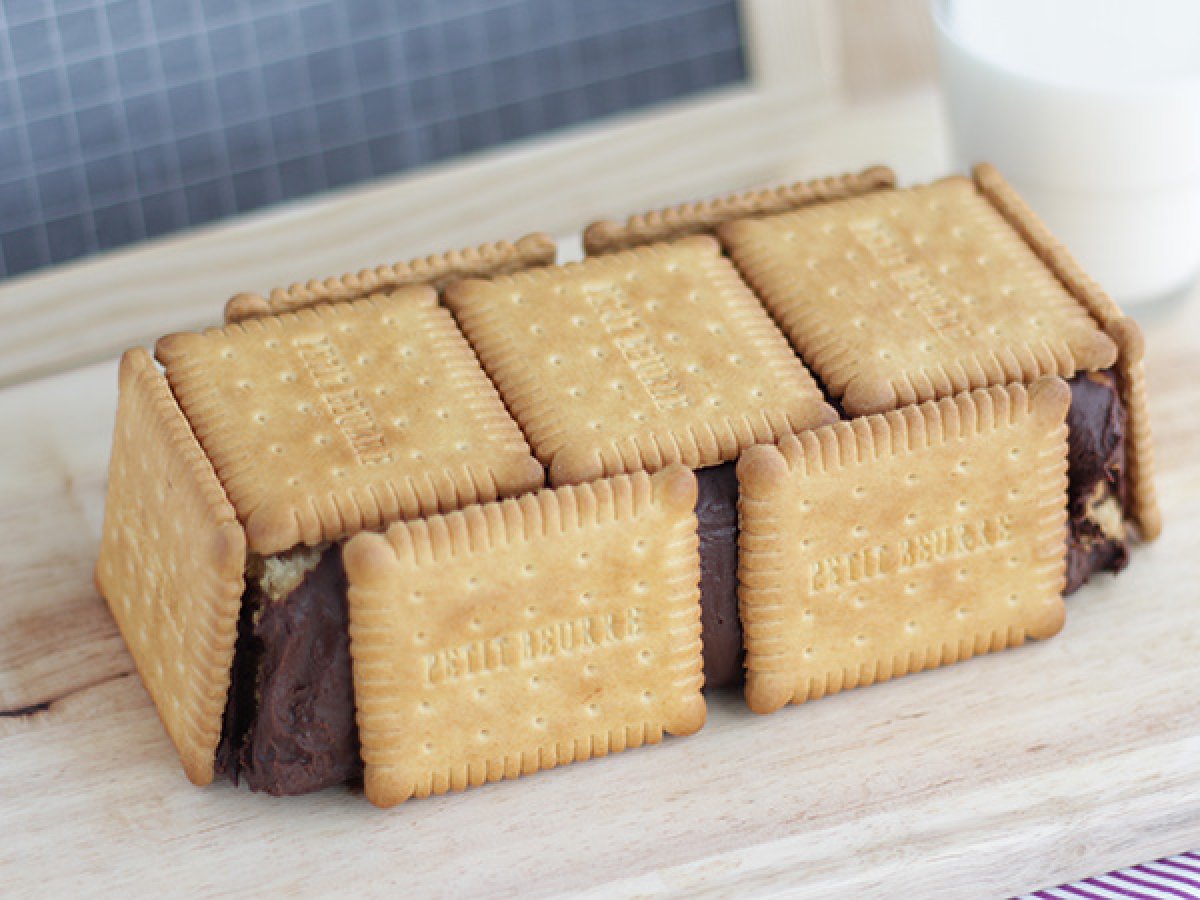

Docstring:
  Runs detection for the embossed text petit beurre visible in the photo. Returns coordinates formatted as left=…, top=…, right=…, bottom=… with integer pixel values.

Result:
left=344, top=465, right=706, bottom=807
left=737, top=380, right=1070, bottom=714
left=154, top=286, right=544, bottom=555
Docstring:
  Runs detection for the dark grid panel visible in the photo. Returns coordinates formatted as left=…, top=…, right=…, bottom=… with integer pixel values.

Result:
left=0, top=0, right=746, bottom=278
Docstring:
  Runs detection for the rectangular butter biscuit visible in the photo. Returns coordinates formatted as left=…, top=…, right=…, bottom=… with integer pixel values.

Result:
left=224, top=233, right=556, bottom=323
left=972, top=163, right=1160, bottom=541
left=737, top=379, right=1070, bottom=714
left=445, top=235, right=836, bottom=486
left=583, top=166, right=895, bottom=255
left=156, top=286, right=544, bottom=555
left=95, top=348, right=246, bottom=785
left=719, top=176, right=1118, bottom=417
left=344, top=465, right=705, bottom=807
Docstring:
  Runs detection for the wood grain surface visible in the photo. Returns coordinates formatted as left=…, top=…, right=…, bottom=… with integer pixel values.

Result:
left=1, top=86, right=1197, bottom=898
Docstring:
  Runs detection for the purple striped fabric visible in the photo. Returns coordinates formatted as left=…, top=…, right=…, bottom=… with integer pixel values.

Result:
left=1020, top=852, right=1200, bottom=900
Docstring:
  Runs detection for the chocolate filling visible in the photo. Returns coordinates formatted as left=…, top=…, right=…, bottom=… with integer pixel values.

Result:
left=216, top=545, right=360, bottom=795
left=1064, top=369, right=1129, bottom=593
left=695, top=462, right=742, bottom=690
left=213, top=370, right=1131, bottom=794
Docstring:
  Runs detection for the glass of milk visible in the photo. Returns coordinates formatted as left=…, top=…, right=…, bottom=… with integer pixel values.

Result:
left=932, top=0, right=1200, bottom=308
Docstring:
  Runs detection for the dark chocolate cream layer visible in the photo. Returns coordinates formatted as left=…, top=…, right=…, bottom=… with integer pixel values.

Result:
left=695, top=462, right=743, bottom=690
left=216, top=545, right=360, bottom=795
left=213, top=374, right=1130, bottom=796
left=1065, top=369, right=1129, bottom=593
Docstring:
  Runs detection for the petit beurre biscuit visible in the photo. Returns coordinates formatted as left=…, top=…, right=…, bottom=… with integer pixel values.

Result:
left=96, top=348, right=246, bottom=785
left=444, top=235, right=837, bottom=486
left=344, top=465, right=705, bottom=807
left=156, top=286, right=544, bottom=555
left=971, top=163, right=1161, bottom=540
left=737, top=379, right=1070, bottom=714
left=224, top=232, right=556, bottom=323
left=582, top=165, right=895, bottom=255
left=719, top=171, right=1162, bottom=541
left=720, top=176, right=1117, bottom=416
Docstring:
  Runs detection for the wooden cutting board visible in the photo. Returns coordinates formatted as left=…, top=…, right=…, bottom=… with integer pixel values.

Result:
left=2, top=283, right=1198, bottom=898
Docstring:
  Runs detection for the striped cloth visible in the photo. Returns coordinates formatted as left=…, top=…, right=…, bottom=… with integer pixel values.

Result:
left=1023, top=852, right=1200, bottom=899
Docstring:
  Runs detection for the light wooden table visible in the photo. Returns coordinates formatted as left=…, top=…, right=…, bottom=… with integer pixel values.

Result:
left=1, top=86, right=1198, bottom=898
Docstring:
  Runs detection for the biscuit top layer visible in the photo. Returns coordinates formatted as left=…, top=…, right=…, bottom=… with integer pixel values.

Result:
left=444, top=235, right=837, bottom=486
left=155, top=286, right=544, bottom=555
left=719, top=177, right=1118, bottom=417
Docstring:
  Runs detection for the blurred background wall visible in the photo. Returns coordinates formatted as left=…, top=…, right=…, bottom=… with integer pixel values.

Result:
left=0, top=0, right=746, bottom=278
left=0, top=0, right=934, bottom=280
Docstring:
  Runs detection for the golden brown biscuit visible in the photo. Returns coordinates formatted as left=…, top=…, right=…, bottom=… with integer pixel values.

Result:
left=972, top=163, right=1161, bottom=541
left=223, top=232, right=556, bottom=323
left=344, top=465, right=706, bottom=807
left=738, top=379, right=1070, bottom=714
left=444, top=235, right=837, bottom=486
left=719, top=176, right=1118, bottom=416
left=156, top=286, right=544, bottom=555
left=583, top=165, right=895, bottom=255
left=95, top=348, right=246, bottom=785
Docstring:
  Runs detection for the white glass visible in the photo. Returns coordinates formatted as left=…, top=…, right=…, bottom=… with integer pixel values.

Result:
left=932, top=0, right=1200, bottom=307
